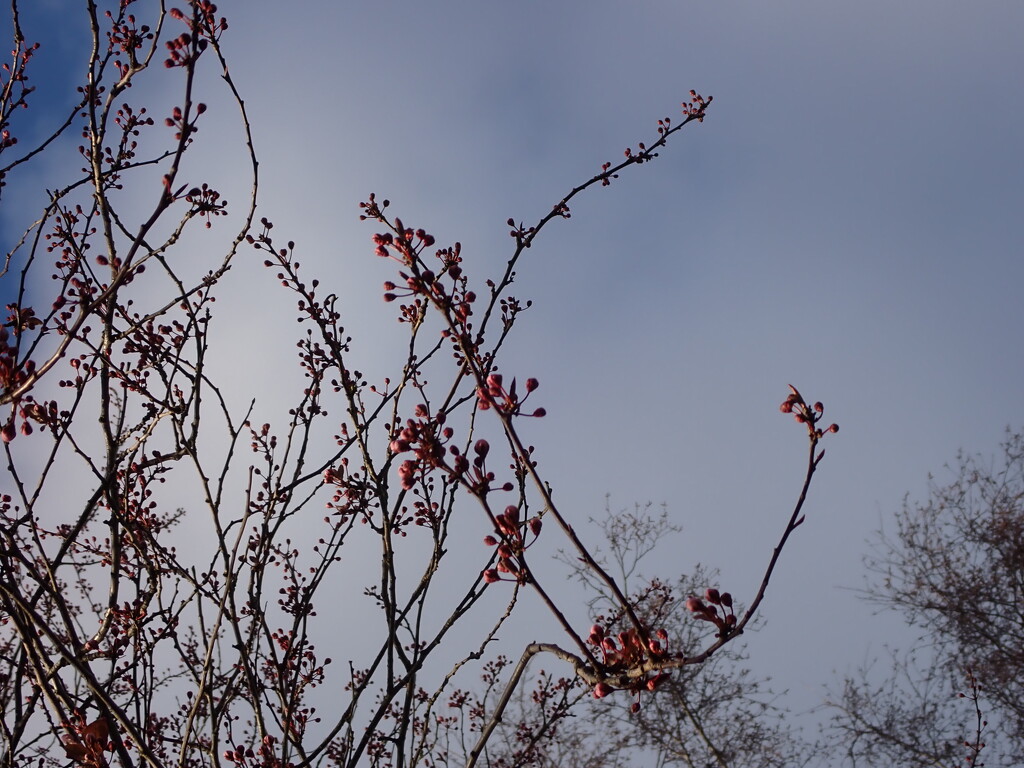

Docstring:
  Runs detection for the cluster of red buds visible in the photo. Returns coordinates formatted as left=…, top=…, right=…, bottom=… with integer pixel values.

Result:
left=682, top=90, right=712, bottom=122
left=0, top=38, right=38, bottom=156
left=222, top=734, right=283, bottom=768
left=169, top=3, right=228, bottom=38
left=389, top=404, right=452, bottom=491
left=164, top=3, right=228, bottom=68
left=381, top=257, right=475, bottom=330
left=372, top=226, right=435, bottom=265
left=380, top=259, right=461, bottom=306
left=1, top=318, right=45, bottom=441
left=163, top=102, right=206, bottom=140
left=367, top=219, right=477, bottom=333
left=475, top=373, right=545, bottom=418
left=0, top=321, right=30, bottom=382
left=599, top=161, right=619, bottom=187
left=588, top=624, right=671, bottom=711
left=184, top=182, right=226, bottom=227
left=623, top=141, right=658, bottom=164
left=163, top=30, right=202, bottom=68
left=453, top=438, right=512, bottom=495
left=321, top=460, right=379, bottom=525
left=686, top=588, right=736, bottom=638
left=506, top=217, right=540, bottom=246
left=107, top=11, right=153, bottom=77
left=481, top=505, right=541, bottom=584
left=358, top=192, right=390, bottom=222
left=388, top=410, right=515, bottom=497
left=588, top=624, right=670, bottom=668
left=780, top=384, right=839, bottom=439
left=360, top=202, right=483, bottom=356
left=6, top=398, right=59, bottom=440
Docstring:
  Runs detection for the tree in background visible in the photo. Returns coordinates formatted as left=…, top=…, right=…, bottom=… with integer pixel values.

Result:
left=527, top=503, right=814, bottom=768
left=827, top=430, right=1024, bottom=767
left=0, top=3, right=837, bottom=767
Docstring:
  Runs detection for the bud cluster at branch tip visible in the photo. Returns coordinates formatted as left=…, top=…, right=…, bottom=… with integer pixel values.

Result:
left=780, top=384, right=838, bottom=440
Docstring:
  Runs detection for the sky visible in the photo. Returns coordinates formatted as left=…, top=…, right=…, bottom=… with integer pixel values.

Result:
left=4, top=0, right=1024, bottom=758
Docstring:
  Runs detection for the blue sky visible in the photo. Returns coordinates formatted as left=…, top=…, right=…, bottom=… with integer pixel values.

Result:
left=4, top=0, right=1024, bottom=750
left=208, top=0, right=1024, bottom=715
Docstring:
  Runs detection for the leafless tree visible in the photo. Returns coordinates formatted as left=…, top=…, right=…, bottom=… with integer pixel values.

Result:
left=480, top=502, right=813, bottom=768
left=0, top=3, right=837, bottom=768
left=827, top=429, right=1024, bottom=767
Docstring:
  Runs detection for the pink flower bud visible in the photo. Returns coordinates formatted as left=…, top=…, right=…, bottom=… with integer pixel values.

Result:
left=483, top=569, right=500, bottom=583
left=705, top=588, right=721, bottom=604
left=483, top=535, right=498, bottom=547
left=686, top=596, right=705, bottom=613
left=593, top=683, right=613, bottom=699
left=525, top=378, right=539, bottom=392
left=720, top=592, right=733, bottom=608
left=398, top=460, right=416, bottom=490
